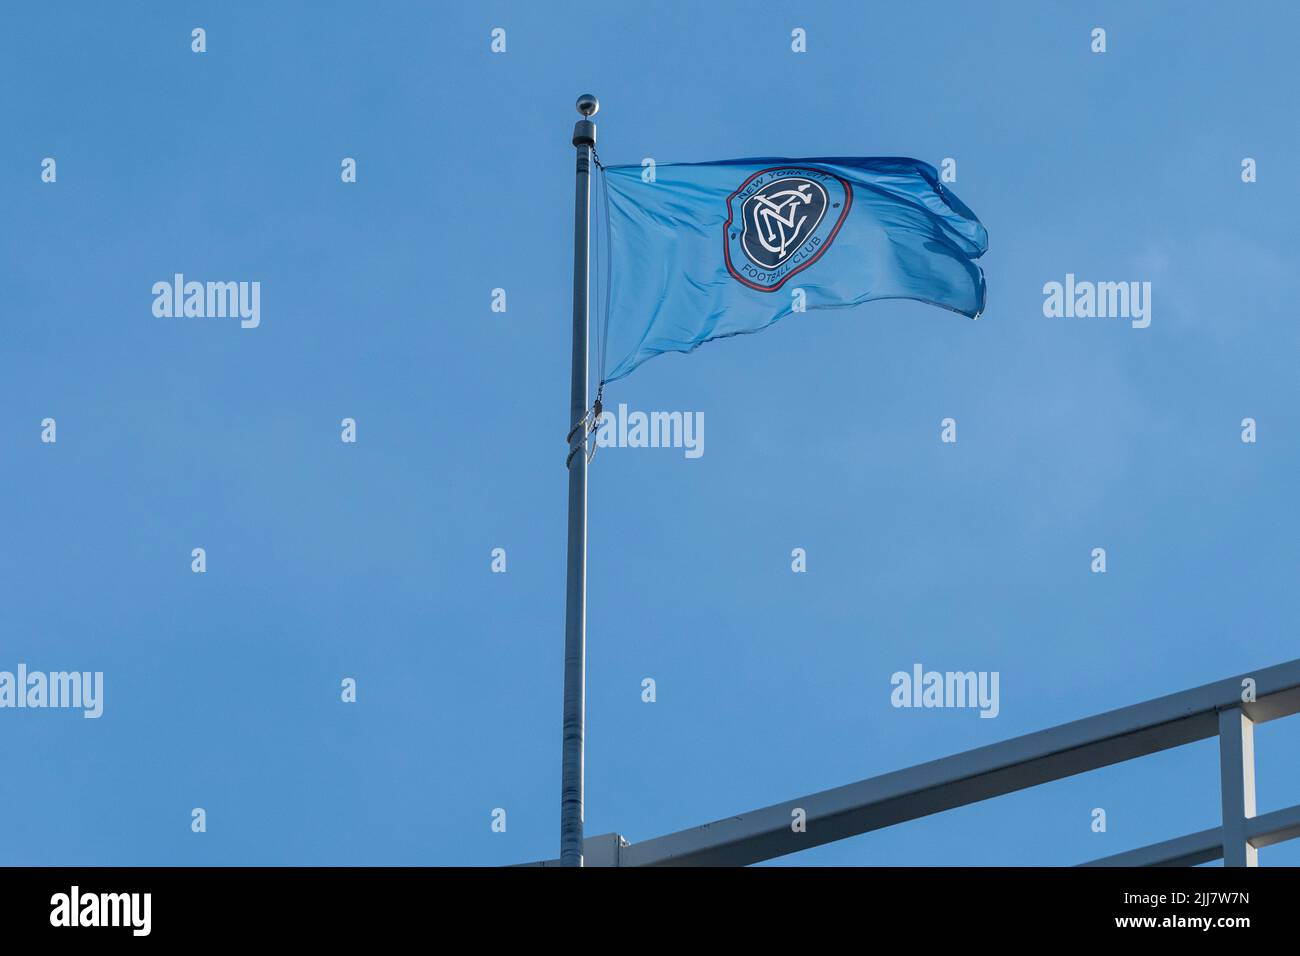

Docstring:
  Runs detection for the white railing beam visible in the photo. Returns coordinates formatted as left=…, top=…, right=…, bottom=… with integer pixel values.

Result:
left=618, top=659, right=1300, bottom=867
left=1218, top=707, right=1258, bottom=867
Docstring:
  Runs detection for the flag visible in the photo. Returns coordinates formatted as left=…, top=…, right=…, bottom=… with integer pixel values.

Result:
left=599, top=157, right=987, bottom=382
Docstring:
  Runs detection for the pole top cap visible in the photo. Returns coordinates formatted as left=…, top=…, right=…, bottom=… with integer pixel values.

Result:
left=576, top=94, right=599, bottom=117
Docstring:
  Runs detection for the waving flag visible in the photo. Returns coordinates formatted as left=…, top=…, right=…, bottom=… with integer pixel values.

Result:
left=600, top=157, right=987, bottom=382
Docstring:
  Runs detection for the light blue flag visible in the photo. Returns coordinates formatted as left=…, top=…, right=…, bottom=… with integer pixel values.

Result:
left=599, top=157, right=987, bottom=383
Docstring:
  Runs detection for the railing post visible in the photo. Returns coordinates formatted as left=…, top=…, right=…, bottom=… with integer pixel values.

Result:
left=1218, top=706, right=1258, bottom=867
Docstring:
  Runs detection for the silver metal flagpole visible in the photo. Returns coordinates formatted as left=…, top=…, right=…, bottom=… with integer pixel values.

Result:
left=561, top=93, right=598, bottom=867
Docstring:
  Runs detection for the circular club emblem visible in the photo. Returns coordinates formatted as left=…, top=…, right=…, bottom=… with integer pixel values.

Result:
left=724, top=166, right=852, bottom=292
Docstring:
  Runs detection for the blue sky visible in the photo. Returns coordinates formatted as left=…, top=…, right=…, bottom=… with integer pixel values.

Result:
left=2, top=0, right=1298, bottom=866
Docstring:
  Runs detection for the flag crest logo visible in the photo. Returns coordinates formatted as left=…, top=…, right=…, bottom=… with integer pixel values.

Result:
left=724, top=165, right=852, bottom=291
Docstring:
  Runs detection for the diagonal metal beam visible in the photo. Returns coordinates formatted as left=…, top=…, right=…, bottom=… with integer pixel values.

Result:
left=1246, top=802, right=1300, bottom=850
left=1079, top=827, right=1223, bottom=868
left=1079, top=802, right=1300, bottom=867
left=617, top=659, right=1300, bottom=867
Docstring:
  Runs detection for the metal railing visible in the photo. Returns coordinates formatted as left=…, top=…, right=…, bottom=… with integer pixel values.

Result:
left=524, top=658, right=1300, bottom=866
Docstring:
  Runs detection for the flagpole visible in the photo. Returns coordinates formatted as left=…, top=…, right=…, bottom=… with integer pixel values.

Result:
left=561, top=93, right=598, bottom=867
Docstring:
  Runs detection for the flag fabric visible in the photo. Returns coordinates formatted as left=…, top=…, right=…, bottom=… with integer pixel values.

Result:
left=599, top=157, right=988, bottom=383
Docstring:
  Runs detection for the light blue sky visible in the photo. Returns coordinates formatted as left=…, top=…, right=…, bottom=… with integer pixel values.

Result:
left=2, top=1, right=1298, bottom=866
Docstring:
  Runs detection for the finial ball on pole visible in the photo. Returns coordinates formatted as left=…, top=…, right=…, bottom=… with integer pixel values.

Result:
left=576, top=94, right=599, bottom=117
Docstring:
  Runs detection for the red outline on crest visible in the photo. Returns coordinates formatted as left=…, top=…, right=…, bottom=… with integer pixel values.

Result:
left=723, top=166, right=854, bottom=292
